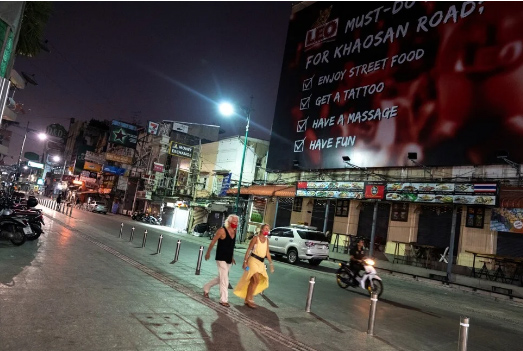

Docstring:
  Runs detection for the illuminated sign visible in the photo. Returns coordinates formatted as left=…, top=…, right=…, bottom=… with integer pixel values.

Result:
left=27, top=161, right=44, bottom=169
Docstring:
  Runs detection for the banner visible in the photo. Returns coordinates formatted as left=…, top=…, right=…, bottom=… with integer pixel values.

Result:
left=169, top=141, right=193, bottom=159
left=491, top=208, right=523, bottom=233
left=296, top=181, right=499, bottom=206
left=219, top=173, right=232, bottom=196
left=109, top=120, right=138, bottom=149
left=268, top=2, right=523, bottom=170
left=147, top=121, right=159, bottom=135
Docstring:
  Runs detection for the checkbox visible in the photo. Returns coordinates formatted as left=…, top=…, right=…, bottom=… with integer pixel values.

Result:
left=297, top=118, right=308, bottom=132
left=300, top=96, right=311, bottom=110
left=294, top=139, right=305, bottom=152
left=302, top=77, right=313, bottom=91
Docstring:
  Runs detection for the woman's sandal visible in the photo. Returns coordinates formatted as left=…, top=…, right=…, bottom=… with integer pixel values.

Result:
left=245, top=300, right=257, bottom=309
left=203, top=291, right=209, bottom=298
left=219, top=302, right=231, bottom=308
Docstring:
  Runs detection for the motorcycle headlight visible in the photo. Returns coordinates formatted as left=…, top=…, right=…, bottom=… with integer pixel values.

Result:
left=364, top=259, right=375, bottom=266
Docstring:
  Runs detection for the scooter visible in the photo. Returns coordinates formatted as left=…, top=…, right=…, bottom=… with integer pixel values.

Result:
left=336, top=258, right=384, bottom=297
left=0, top=209, right=29, bottom=246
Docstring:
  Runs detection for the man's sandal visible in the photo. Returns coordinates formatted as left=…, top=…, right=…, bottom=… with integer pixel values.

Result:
left=203, top=292, right=209, bottom=298
left=219, top=302, right=230, bottom=308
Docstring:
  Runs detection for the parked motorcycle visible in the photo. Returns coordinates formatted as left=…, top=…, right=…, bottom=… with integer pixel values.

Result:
left=147, top=215, right=162, bottom=225
left=0, top=209, right=29, bottom=246
left=131, top=211, right=146, bottom=221
left=8, top=196, right=43, bottom=240
left=336, top=258, right=384, bottom=297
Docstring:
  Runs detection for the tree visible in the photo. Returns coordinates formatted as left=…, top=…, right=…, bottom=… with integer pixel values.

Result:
left=16, top=2, right=53, bottom=57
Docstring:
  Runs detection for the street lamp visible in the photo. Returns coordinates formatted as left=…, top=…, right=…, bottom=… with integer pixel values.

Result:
left=15, top=121, right=47, bottom=182
left=218, top=97, right=253, bottom=215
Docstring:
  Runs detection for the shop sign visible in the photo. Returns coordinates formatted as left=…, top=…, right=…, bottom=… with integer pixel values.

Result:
left=27, top=161, right=43, bottom=169
left=85, top=151, right=106, bottom=164
left=103, top=165, right=126, bottom=176
left=153, top=162, right=164, bottom=172
left=296, top=181, right=499, bottom=206
left=364, top=184, right=385, bottom=199
left=84, top=161, right=102, bottom=172
left=46, top=123, right=67, bottom=139
left=106, top=152, right=133, bottom=164
left=117, top=176, right=128, bottom=191
left=80, top=176, right=97, bottom=184
left=169, top=141, right=193, bottom=159
left=147, top=121, right=159, bottom=135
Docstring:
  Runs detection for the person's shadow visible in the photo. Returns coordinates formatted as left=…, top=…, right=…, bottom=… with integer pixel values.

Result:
left=197, top=312, right=245, bottom=351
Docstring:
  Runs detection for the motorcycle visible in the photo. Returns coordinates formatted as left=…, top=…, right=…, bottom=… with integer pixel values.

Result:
left=148, top=215, right=162, bottom=225
left=131, top=211, right=145, bottom=221
left=9, top=196, right=43, bottom=240
left=336, top=258, right=384, bottom=297
left=0, top=209, right=30, bottom=246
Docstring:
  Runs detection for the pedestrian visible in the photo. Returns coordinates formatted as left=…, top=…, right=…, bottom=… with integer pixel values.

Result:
left=203, top=214, right=238, bottom=307
left=233, top=223, right=274, bottom=309
left=56, top=193, right=62, bottom=204
left=75, top=197, right=81, bottom=208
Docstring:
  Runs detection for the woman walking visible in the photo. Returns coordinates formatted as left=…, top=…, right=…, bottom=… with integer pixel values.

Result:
left=234, top=223, right=274, bottom=308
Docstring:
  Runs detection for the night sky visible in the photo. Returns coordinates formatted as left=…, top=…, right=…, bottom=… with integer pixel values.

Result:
left=8, top=1, right=291, bottom=163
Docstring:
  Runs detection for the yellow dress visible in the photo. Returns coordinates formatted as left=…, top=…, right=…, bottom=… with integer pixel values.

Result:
left=233, top=237, right=269, bottom=299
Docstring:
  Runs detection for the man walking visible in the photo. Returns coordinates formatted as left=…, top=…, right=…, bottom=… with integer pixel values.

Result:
left=203, top=214, right=238, bottom=307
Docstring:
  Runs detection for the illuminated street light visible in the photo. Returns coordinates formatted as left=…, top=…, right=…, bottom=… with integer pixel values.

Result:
left=218, top=102, right=235, bottom=117
left=218, top=97, right=254, bottom=226
left=38, top=133, right=47, bottom=140
left=53, top=155, right=61, bottom=162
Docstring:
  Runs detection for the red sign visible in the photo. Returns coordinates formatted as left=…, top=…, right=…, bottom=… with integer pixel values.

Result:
left=153, top=162, right=164, bottom=173
left=365, top=184, right=385, bottom=199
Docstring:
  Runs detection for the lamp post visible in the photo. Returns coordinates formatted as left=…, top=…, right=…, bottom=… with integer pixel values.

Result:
left=15, top=121, right=47, bottom=182
left=218, top=97, right=253, bottom=215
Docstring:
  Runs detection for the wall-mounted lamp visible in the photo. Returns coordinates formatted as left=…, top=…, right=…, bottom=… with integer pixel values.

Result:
left=497, top=150, right=521, bottom=186
left=407, top=152, right=433, bottom=179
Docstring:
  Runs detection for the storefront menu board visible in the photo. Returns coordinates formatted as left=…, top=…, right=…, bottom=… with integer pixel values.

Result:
left=296, top=181, right=498, bottom=206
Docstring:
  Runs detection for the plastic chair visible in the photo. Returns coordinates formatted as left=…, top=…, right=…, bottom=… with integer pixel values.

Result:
left=439, top=247, right=449, bottom=263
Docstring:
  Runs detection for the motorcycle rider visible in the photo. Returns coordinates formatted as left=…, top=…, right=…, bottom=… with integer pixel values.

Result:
left=349, top=239, right=366, bottom=284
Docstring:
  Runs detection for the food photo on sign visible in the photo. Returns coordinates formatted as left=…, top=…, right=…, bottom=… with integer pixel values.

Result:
left=268, top=1, right=523, bottom=171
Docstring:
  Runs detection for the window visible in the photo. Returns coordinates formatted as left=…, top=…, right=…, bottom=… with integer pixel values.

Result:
left=282, top=229, right=294, bottom=238
left=466, top=206, right=485, bottom=229
left=335, top=199, right=349, bottom=217
left=269, top=228, right=282, bottom=237
left=391, top=203, right=409, bottom=222
left=292, top=197, right=303, bottom=212
left=297, top=230, right=327, bottom=241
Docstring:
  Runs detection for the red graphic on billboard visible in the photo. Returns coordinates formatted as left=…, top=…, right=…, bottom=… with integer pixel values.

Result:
left=364, top=184, right=385, bottom=199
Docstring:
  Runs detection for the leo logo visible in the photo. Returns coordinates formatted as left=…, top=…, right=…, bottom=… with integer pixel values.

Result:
left=305, top=18, right=339, bottom=49
left=371, top=186, right=378, bottom=196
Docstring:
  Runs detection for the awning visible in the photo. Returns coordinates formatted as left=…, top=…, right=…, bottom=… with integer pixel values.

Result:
left=499, top=187, right=523, bottom=208
left=227, top=185, right=296, bottom=197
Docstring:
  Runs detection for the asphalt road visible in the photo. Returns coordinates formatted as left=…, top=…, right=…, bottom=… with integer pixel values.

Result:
left=2, top=205, right=522, bottom=351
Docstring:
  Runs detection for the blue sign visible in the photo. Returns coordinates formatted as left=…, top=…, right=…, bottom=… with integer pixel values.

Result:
left=103, top=165, right=126, bottom=176
left=219, top=173, right=232, bottom=196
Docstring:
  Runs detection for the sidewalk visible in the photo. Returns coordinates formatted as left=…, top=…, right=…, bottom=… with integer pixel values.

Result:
left=2, top=204, right=399, bottom=351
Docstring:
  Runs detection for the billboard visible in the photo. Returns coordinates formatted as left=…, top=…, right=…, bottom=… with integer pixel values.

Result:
left=491, top=208, right=523, bottom=233
left=268, top=2, right=523, bottom=170
left=109, top=120, right=138, bottom=149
